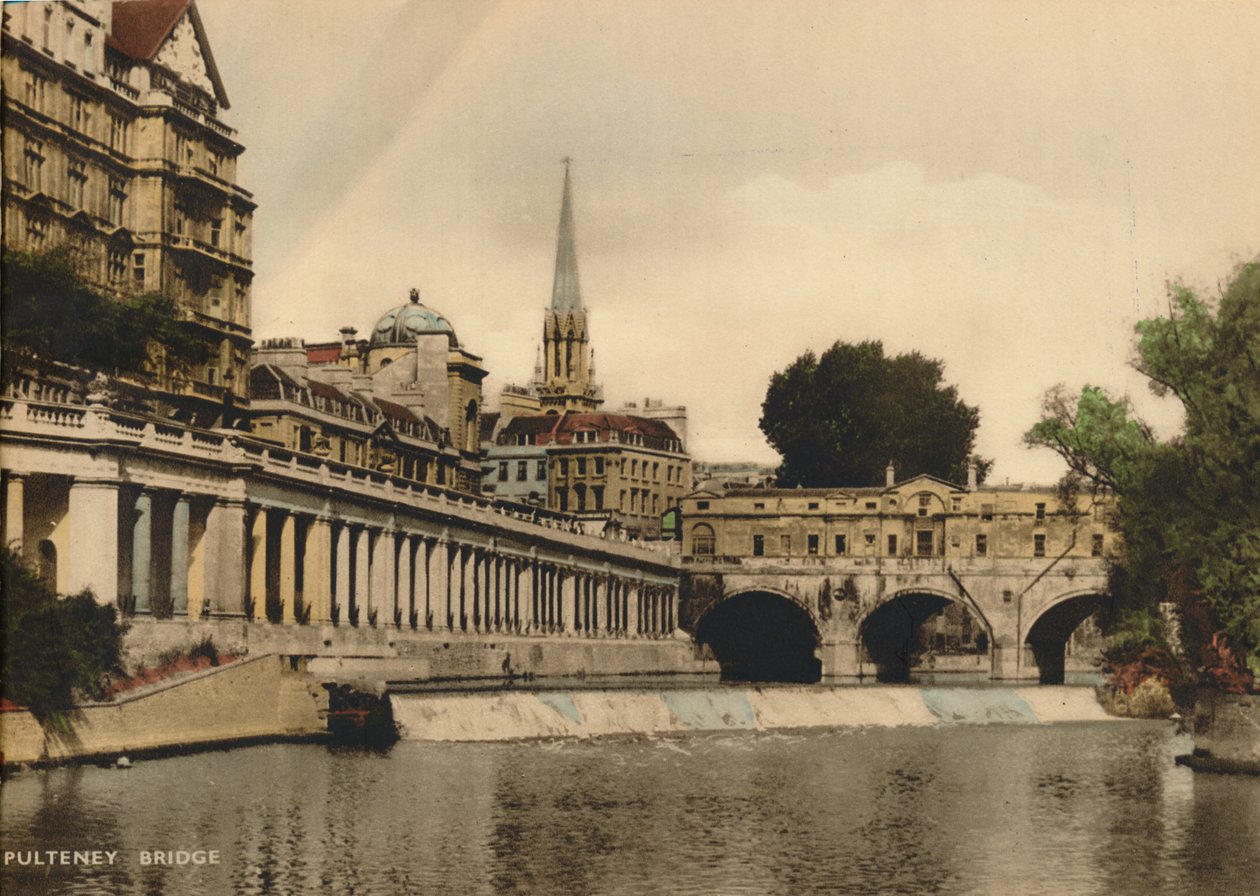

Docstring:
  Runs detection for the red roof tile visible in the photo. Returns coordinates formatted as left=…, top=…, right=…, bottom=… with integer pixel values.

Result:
left=375, top=398, right=422, bottom=424
left=108, top=0, right=189, bottom=61
left=306, top=346, right=343, bottom=364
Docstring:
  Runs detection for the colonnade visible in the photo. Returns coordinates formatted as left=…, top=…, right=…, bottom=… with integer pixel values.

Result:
left=243, top=504, right=678, bottom=637
left=1, top=470, right=678, bottom=638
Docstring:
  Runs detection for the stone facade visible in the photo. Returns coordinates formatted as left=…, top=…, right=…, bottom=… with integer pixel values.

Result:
left=1, top=0, right=255, bottom=419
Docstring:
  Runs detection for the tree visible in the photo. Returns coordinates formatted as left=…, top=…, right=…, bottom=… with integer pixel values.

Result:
left=1, top=547, right=125, bottom=723
left=1025, top=260, right=1260, bottom=683
left=759, top=340, right=991, bottom=487
left=1, top=247, right=207, bottom=383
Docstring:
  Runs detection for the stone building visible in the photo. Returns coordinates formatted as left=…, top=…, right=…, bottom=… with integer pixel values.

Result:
left=2, top=0, right=255, bottom=420
left=493, top=411, right=691, bottom=538
left=249, top=290, right=488, bottom=494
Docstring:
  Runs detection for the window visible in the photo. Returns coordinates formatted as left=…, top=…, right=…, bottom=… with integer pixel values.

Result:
left=25, top=215, right=47, bottom=246
left=70, top=95, right=90, bottom=133
left=536, top=459, right=547, bottom=480
left=82, top=32, right=94, bottom=75
left=559, top=459, right=568, bottom=477
left=916, top=530, right=933, bottom=557
left=653, top=462, right=660, bottom=479
left=981, top=504, right=994, bottom=521
left=887, top=534, right=898, bottom=557
left=23, top=140, right=44, bottom=191
left=808, top=502, right=820, bottom=510
left=516, top=460, right=528, bottom=482
left=807, top=534, right=819, bottom=555
left=780, top=534, right=792, bottom=555
left=1035, top=502, right=1046, bottom=522
left=24, top=73, right=45, bottom=111
left=631, top=460, right=638, bottom=477
left=753, top=502, right=765, bottom=510
left=175, top=133, right=188, bottom=166
left=1092, top=533, right=1104, bottom=557
left=864, top=532, right=876, bottom=546
left=1033, top=534, right=1046, bottom=557
left=575, top=483, right=587, bottom=511
left=132, top=252, right=146, bottom=288
left=109, top=115, right=128, bottom=152
left=951, top=497, right=962, bottom=512
left=208, top=152, right=221, bottom=176
left=107, top=247, right=126, bottom=282
left=692, top=524, right=715, bottom=556
left=753, top=534, right=765, bottom=556
left=975, top=534, right=987, bottom=556
left=865, top=501, right=877, bottom=510
left=576, top=457, right=586, bottom=476
left=595, top=457, right=604, bottom=475
left=593, top=486, right=604, bottom=510
left=498, top=461, right=508, bottom=481
left=919, top=495, right=931, bottom=517
left=835, top=534, right=846, bottom=554
left=67, top=160, right=86, bottom=208
left=210, top=218, right=222, bottom=247
left=696, top=501, right=709, bottom=510
left=42, top=7, right=53, bottom=50
left=107, top=178, right=125, bottom=225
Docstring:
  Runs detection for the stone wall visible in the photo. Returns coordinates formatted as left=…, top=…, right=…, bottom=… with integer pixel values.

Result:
left=1183, top=689, right=1260, bottom=774
left=1, top=655, right=326, bottom=767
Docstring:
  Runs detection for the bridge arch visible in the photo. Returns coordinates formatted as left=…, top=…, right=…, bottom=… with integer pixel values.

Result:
left=1023, top=588, right=1109, bottom=684
left=694, top=587, right=822, bottom=683
left=858, top=587, right=994, bottom=682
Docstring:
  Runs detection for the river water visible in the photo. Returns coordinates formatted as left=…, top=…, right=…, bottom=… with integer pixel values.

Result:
left=2, top=715, right=1258, bottom=895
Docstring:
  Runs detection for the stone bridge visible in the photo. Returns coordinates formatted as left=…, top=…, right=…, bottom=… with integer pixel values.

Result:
left=679, top=476, right=1115, bottom=683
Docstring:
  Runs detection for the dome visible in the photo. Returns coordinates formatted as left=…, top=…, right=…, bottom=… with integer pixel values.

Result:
left=370, top=289, right=458, bottom=347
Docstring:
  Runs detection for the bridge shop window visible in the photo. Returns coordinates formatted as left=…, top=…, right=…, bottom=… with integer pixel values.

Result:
left=918, top=495, right=931, bottom=516
left=975, top=534, right=988, bottom=556
left=1092, top=533, right=1104, bottom=556
left=834, top=534, right=846, bottom=554
left=1033, top=534, right=1046, bottom=557
left=887, top=534, right=898, bottom=556
left=807, top=534, right=819, bottom=555
left=916, top=530, right=933, bottom=557
left=753, top=534, right=765, bottom=556
left=696, top=501, right=710, bottom=510
left=536, top=459, right=547, bottom=479
left=516, top=460, right=528, bottom=481
left=1035, top=502, right=1046, bottom=522
left=692, top=524, right=715, bottom=556
left=951, top=497, right=962, bottom=512
left=865, top=501, right=877, bottom=510
left=808, top=502, right=820, bottom=510
left=498, top=461, right=509, bottom=481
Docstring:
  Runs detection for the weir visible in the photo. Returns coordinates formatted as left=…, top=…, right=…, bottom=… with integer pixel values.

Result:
left=388, top=685, right=1118, bottom=742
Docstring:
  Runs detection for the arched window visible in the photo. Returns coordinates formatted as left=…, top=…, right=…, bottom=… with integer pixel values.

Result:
left=691, top=524, right=716, bottom=556
left=464, top=400, right=478, bottom=453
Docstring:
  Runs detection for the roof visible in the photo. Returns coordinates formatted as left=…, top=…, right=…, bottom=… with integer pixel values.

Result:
left=498, top=411, right=684, bottom=450
left=108, top=0, right=230, bottom=107
left=374, top=398, right=422, bottom=425
left=306, top=346, right=342, bottom=365
left=478, top=411, right=501, bottom=444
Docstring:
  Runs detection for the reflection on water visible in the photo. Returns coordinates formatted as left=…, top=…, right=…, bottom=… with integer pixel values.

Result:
left=2, top=721, right=1258, bottom=895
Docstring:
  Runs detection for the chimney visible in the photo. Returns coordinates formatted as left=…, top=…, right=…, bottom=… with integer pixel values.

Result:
left=967, top=458, right=978, bottom=491
left=885, top=461, right=896, bottom=488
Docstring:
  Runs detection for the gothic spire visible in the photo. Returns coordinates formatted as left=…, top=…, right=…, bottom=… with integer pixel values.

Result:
left=550, top=158, right=583, bottom=312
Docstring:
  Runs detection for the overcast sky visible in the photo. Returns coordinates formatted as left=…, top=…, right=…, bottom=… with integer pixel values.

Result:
left=195, top=0, right=1259, bottom=484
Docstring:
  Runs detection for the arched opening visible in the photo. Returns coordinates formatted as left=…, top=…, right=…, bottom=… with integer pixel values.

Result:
left=860, top=593, right=991, bottom=682
left=695, top=591, right=821, bottom=683
left=690, top=523, right=715, bottom=556
left=1025, top=593, right=1107, bottom=684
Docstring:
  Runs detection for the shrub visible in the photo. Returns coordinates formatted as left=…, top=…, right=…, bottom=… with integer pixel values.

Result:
left=1, top=547, right=124, bottom=722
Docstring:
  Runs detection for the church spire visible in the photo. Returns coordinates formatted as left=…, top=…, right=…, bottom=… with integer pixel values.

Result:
left=550, top=158, right=582, bottom=312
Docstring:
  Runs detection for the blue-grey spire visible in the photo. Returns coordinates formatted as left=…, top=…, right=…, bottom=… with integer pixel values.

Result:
left=550, top=158, right=583, bottom=312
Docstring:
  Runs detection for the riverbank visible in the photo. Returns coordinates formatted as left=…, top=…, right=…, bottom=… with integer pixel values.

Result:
left=1175, top=689, right=1260, bottom=775
left=390, top=684, right=1120, bottom=741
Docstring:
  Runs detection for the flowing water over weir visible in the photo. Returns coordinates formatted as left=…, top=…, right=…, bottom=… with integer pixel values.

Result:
left=388, top=684, right=1113, bottom=741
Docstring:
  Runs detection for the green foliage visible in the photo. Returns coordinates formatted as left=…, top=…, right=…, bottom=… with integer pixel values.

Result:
left=759, top=340, right=991, bottom=487
left=0, top=248, right=208, bottom=381
left=1026, top=260, right=1260, bottom=683
left=1, top=547, right=125, bottom=722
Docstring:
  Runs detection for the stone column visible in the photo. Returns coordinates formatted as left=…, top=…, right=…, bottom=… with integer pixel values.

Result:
left=523, top=559, right=537, bottom=632
left=353, top=527, right=371, bottom=626
left=132, top=490, right=154, bottom=613
left=629, top=581, right=641, bottom=637
left=561, top=568, right=576, bottom=634
left=447, top=542, right=460, bottom=630
left=4, top=473, right=25, bottom=554
left=203, top=499, right=246, bottom=617
left=67, top=479, right=120, bottom=604
left=334, top=524, right=351, bottom=624
left=170, top=496, right=190, bottom=615
left=461, top=546, right=476, bottom=632
left=247, top=507, right=268, bottom=621
left=369, top=529, right=395, bottom=627
left=306, top=517, right=333, bottom=623
left=427, top=538, right=449, bottom=631
left=278, top=512, right=297, bottom=624
left=397, top=534, right=413, bottom=627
